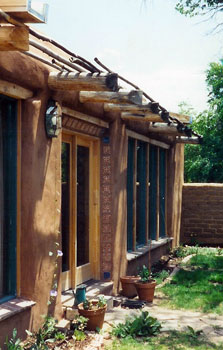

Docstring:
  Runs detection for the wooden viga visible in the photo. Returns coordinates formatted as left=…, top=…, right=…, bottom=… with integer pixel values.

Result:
left=48, top=72, right=119, bottom=92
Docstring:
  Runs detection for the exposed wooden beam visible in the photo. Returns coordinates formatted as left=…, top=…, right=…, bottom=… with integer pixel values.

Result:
left=0, top=79, right=33, bottom=99
left=104, top=103, right=151, bottom=113
left=148, top=123, right=180, bottom=135
left=175, top=136, right=201, bottom=144
left=0, top=26, right=29, bottom=51
left=169, top=112, right=191, bottom=124
left=62, top=106, right=109, bottom=129
left=126, top=129, right=170, bottom=149
left=121, top=112, right=163, bottom=123
left=48, top=72, right=118, bottom=92
left=0, top=1, right=48, bottom=24
left=79, top=90, right=143, bottom=105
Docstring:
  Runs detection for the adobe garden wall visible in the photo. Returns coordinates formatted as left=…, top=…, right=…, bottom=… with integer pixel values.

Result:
left=180, top=184, right=223, bottom=246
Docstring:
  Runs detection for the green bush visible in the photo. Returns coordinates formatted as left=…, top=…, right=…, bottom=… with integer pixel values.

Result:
left=112, top=311, right=161, bottom=338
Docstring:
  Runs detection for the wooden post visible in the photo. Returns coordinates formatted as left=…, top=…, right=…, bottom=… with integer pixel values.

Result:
left=79, top=90, right=143, bottom=104
left=0, top=26, right=29, bottom=51
left=48, top=72, right=118, bottom=92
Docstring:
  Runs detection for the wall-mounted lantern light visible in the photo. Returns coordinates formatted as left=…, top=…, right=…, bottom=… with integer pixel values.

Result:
left=45, top=99, right=62, bottom=138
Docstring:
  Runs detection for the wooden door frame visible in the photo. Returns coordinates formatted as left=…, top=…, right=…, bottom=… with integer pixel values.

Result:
left=62, top=132, right=100, bottom=289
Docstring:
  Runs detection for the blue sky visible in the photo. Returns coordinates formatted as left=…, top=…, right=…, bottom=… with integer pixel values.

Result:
left=35, top=0, right=222, bottom=113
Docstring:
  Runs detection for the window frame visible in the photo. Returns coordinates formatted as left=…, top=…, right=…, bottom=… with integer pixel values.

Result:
left=0, top=95, right=20, bottom=304
left=127, top=134, right=167, bottom=252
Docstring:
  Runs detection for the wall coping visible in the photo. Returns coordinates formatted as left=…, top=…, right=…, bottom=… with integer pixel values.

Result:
left=183, top=183, right=223, bottom=188
left=127, top=237, right=173, bottom=262
left=0, top=298, right=36, bottom=322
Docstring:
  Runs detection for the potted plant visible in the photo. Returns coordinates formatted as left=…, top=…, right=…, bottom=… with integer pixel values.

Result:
left=120, top=275, right=140, bottom=298
left=77, top=296, right=107, bottom=331
left=134, top=265, right=156, bottom=302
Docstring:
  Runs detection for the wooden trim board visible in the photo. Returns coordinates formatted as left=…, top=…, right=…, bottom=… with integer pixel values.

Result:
left=0, top=79, right=33, bottom=99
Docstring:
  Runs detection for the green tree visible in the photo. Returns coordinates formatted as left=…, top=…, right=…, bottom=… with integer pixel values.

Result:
left=176, top=0, right=223, bottom=17
left=183, top=61, right=223, bottom=183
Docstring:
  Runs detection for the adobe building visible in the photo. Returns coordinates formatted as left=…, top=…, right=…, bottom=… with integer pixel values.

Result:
left=0, top=3, right=201, bottom=345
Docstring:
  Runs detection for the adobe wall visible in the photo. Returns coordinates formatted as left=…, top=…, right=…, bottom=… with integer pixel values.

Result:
left=0, top=52, right=62, bottom=344
left=181, top=184, right=223, bottom=246
left=166, top=143, right=184, bottom=246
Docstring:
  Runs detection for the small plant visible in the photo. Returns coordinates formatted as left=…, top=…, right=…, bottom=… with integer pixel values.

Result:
left=152, top=270, right=169, bottom=285
left=5, top=329, right=22, bottom=350
left=112, top=311, right=161, bottom=338
left=98, top=296, right=107, bottom=308
left=83, top=297, right=106, bottom=310
left=73, top=329, right=86, bottom=341
left=54, top=332, right=66, bottom=341
left=71, top=315, right=88, bottom=331
left=138, top=265, right=151, bottom=283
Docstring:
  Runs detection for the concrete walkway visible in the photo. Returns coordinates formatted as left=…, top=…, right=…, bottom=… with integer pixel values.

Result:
left=104, top=297, right=223, bottom=345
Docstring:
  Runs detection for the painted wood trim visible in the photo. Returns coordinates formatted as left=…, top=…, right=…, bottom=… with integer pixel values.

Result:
left=62, top=107, right=109, bottom=129
left=145, top=143, right=149, bottom=244
left=71, top=135, right=77, bottom=288
left=132, top=140, right=137, bottom=251
left=126, top=129, right=170, bottom=149
left=61, top=134, right=73, bottom=290
left=0, top=79, right=33, bottom=99
left=165, top=150, right=168, bottom=236
left=156, top=149, right=160, bottom=241
left=16, top=100, right=21, bottom=297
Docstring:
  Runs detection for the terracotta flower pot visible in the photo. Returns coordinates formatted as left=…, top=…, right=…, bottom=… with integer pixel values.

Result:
left=120, top=276, right=140, bottom=298
left=77, top=301, right=107, bottom=331
left=134, top=280, right=156, bottom=302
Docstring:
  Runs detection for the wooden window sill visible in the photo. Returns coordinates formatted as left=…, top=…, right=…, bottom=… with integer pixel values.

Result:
left=127, top=237, right=173, bottom=262
left=0, top=298, right=36, bottom=322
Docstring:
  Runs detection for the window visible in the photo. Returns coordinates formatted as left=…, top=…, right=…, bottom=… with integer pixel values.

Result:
left=0, top=95, right=17, bottom=303
left=127, top=138, right=167, bottom=251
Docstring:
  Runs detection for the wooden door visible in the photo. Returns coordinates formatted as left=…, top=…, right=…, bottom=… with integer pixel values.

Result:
left=61, top=133, right=100, bottom=290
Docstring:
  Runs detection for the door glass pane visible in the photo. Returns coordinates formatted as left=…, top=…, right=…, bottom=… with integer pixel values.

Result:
left=77, top=145, right=89, bottom=267
left=61, top=142, right=70, bottom=272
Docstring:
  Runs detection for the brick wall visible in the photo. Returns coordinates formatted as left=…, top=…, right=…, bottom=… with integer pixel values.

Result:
left=181, top=184, right=223, bottom=246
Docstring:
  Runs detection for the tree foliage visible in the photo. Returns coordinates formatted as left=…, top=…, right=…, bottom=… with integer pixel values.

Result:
left=184, top=61, right=223, bottom=183
left=176, top=0, right=223, bottom=17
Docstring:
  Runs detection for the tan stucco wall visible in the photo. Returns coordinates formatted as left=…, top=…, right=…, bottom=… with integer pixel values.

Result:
left=110, top=118, right=128, bottom=294
left=167, top=143, right=184, bottom=247
left=20, top=95, right=62, bottom=331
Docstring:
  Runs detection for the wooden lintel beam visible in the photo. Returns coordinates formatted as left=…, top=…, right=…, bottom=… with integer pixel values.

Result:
left=0, top=26, right=29, bottom=51
left=0, top=79, right=33, bottom=99
left=79, top=90, right=143, bottom=105
left=175, top=136, right=201, bottom=144
left=62, top=106, right=109, bottom=129
left=126, top=129, right=170, bottom=149
left=104, top=103, right=151, bottom=113
left=48, top=72, right=118, bottom=92
left=121, top=112, right=163, bottom=123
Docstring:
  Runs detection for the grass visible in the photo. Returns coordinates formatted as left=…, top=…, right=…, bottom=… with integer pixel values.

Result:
left=160, top=249, right=223, bottom=314
left=185, top=254, right=223, bottom=269
left=106, top=329, right=223, bottom=350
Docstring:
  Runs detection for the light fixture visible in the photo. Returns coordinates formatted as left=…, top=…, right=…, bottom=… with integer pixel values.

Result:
left=45, top=99, right=62, bottom=138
